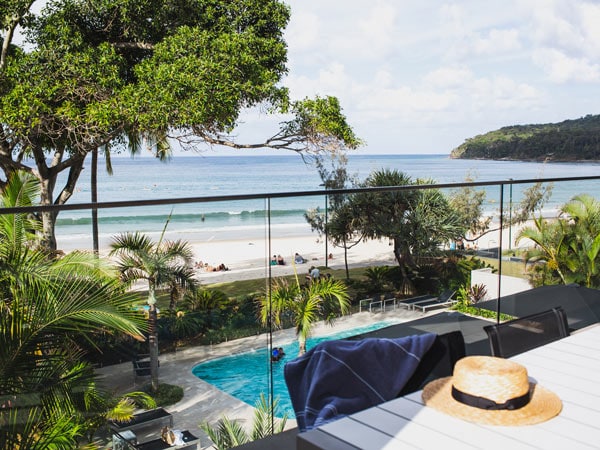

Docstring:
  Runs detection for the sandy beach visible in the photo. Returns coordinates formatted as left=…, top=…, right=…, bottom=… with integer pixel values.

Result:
left=176, top=217, right=532, bottom=285
left=85, top=217, right=534, bottom=289
left=189, top=235, right=397, bottom=284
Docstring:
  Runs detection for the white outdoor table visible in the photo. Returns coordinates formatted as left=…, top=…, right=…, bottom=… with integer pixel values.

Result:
left=297, top=325, right=600, bottom=450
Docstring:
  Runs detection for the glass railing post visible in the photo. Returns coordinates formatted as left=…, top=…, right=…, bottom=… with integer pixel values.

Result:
left=496, top=183, right=504, bottom=324
left=266, top=196, right=276, bottom=432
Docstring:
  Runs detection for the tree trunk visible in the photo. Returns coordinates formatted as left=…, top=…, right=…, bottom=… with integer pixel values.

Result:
left=39, top=179, right=58, bottom=251
left=148, top=305, right=159, bottom=392
left=393, top=238, right=416, bottom=295
left=148, top=285, right=160, bottom=392
left=35, top=152, right=86, bottom=251
left=343, top=237, right=350, bottom=280
left=298, top=338, right=306, bottom=356
left=91, top=148, right=99, bottom=254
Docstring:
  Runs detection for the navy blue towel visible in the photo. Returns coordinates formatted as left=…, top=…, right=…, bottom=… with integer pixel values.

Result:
left=284, top=333, right=436, bottom=431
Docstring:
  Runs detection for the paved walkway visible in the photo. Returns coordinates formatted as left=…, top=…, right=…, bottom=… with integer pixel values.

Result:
left=95, top=308, right=433, bottom=448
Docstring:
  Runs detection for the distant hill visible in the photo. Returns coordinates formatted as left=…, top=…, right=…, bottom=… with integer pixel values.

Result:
left=450, top=114, right=600, bottom=161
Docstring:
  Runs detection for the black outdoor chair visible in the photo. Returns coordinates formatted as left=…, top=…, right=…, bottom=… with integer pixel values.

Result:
left=132, top=354, right=159, bottom=382
left=483, top=307, right=570, bottom=358
left=397, top=330, right=466, bottom=396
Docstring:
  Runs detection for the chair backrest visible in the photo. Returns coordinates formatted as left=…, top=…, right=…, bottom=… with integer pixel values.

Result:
left=438, top=289, right=455, bottom=302
left=398, top=330, right=466, bottom=396
left=483, top=307, right=570, bottom=358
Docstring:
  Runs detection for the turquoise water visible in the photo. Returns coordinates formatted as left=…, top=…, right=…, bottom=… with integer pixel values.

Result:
left=191, top=321, right=398, bottom=418
left=54, top=154, right=600, bottom=250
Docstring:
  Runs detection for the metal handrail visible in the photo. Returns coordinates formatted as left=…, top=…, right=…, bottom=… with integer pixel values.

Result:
left=0, top=174, right=598, bottom=215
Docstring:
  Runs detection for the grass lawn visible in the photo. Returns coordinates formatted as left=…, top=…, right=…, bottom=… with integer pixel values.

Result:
left=204, top=265, right=372, bottom=299
left=477, top=257, right=528, bottom=278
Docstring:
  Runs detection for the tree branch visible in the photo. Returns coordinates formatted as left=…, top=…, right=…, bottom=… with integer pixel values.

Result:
left=113, top=41, right=155, bottom=51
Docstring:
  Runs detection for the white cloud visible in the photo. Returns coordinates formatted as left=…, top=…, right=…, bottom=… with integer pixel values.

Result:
left=533, top=49, right=600, bottom=83
left=423, top=66, right=474, bottom=89
left=471, top=28, right=522, bottom=55
left=277, top=0, right=598, bottom=153
left=355, top=2, right=398, bottom=58
left=525, top=0, right=600, bottom=80
left=471, top=76, right=542, bottom=110
left=285, top=11, right=320, bottom=52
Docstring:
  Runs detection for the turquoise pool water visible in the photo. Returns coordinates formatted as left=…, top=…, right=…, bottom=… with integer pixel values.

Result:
left=191, top=321, right=397, bottom=418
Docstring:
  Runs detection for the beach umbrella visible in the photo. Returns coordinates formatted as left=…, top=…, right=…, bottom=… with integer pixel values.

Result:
left=476, top=284, right=600, bottom=331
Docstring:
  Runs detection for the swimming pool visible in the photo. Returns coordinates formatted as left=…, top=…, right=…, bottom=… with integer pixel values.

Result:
left=191, top=320, right=397, bottom=418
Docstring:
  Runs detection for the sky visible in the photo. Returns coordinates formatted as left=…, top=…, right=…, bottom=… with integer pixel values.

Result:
left=236, top=0, right=600, bottom=156
left=16, top=0, right=600, bottom=157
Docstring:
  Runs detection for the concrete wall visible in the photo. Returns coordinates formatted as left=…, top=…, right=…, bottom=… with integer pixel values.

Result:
left=471, top=268, right=532, bottom=300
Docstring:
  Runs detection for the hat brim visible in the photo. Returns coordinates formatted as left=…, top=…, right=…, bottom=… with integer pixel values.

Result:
left=422, top=376, right=562, bottom=426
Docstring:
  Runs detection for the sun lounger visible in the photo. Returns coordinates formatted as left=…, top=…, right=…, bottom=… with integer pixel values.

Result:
left=396, top=294, right=436, bottom=310
left=109, top=407, right=173, bottom=433
left=382, top=293, right=396, bottom=311
left=411, top=290, right=456, bottom=313
left=112, top=429, right=199, bottom=450
left=358, top=296, right=384, bottom=313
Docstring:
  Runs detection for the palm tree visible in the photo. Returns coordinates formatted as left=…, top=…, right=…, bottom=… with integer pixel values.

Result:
left=200, top=393, right=288, bottom=450
left=517, top=194, right=600, bottom=288
left=561, top=194, right=600, bottom=287
left=0, top=171, right=146, bottom=447
left=260, top=274, right=350, bottom=355
left=351, top=169, right=462, bottom=295
left=79, top=382, right=156, bottom=443
left=109, top=228, right=197, bottom=391
left=517, top=216, right=570, bottom=285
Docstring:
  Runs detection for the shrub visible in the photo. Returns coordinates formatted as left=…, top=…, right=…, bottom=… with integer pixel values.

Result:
left=142, top=383, right=184, bottom=407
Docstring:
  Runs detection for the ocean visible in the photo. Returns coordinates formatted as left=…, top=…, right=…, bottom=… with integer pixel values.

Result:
left=55, top=154, right=600, bottom=250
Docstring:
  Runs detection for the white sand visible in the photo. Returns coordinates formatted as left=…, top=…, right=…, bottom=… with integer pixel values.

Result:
left=66, top=215, right=537, bottom=287
left=190, top=235, right=397, bottom=284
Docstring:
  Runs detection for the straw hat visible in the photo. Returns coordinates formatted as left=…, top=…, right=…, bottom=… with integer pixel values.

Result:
left=422, top=356, right=562, bottom=426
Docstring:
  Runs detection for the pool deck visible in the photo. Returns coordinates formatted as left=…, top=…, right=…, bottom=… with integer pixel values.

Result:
left=95, top=308, right=460, bottom=448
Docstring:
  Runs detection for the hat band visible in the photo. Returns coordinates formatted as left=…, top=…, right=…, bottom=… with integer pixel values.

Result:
left=451, top=386, right=531, bottom=411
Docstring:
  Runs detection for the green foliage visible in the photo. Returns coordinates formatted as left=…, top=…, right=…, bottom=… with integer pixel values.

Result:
left=81, top=388, right=156, bottom=443
left=259, top=276, right=350, bottom=354
left=451, top=114, right=600, bottom=161
left=452, top=301, right=513, bottom=321
left=0, top=0, right=360, bottom=251
left=200, top=393, right=288, bottom=450
left=281, top=96, right=363, bottom=152
left=0, top=172, right=146, bottom=447
left=110, top=228, right=197, bottom=391
left=159, top=310, right=204, bottom=342
left=364, top=266, right=391, bottom=292
left=518, top=194, right=600, bottom=287
left=141, top=383, right=184, bottom=407
left=350, top=169, right=463, bottom=294
left=449, top=171, right=491, bottom=238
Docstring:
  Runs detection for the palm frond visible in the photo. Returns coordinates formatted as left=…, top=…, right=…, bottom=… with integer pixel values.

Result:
left=201, top=417, right=250, bottom=450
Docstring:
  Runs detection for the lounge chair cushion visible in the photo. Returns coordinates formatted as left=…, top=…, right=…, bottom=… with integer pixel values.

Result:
left=284, top=333, right=436, bottom=431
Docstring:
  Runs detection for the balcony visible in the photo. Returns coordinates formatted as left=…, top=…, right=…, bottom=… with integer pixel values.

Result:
left=2, top=174, right=600, bottom=449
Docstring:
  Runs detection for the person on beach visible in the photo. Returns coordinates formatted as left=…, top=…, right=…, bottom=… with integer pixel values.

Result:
left=271, top=255, right=278, bottom=266
left=277, top=254, right=285, bottom=265
left=309, top=266, right=320, bottom=280
left=295, top=253, right=306, bottom=264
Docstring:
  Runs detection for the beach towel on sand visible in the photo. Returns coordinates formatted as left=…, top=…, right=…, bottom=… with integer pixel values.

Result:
left=284, top=333, right=437, bottom=431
